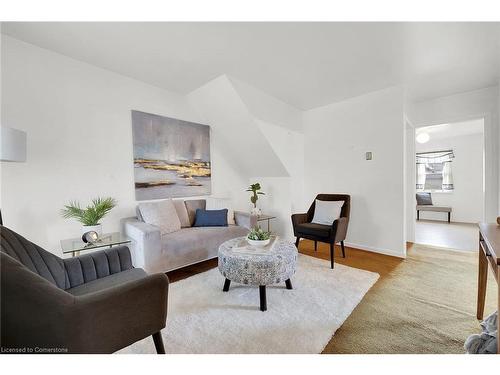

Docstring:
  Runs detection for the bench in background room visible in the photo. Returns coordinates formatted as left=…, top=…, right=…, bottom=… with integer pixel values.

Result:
left=416, top=192, right=452, bottom=223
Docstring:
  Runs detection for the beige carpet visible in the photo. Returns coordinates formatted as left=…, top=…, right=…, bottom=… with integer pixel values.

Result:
left=323, top=244, right=497, bottom=353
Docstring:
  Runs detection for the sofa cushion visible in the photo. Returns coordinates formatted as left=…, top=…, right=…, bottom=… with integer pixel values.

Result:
left=66, top=268, right=147, bottom=296
left=138, top=199, right=181, bottom=235
left=416, top=192, right=433, bottom=205
left=173, top=199, right=191, bottom=228
left=206, top=197, right=235, bottom=225
left=185, top=199, right=206, bottom=226
left=160, top=225, right=248, bottom=271
left=296, top=222, right=331, bottom=238
left=416, top=205, right=451, bottom=212
left=194, top=209, right=228, bottom=227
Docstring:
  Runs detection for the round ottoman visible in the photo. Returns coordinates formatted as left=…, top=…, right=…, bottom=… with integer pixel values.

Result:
left=218, top=236, right=298, bottom=311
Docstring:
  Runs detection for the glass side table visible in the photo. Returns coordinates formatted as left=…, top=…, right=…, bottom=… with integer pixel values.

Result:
left=256, top=214, right=277, bottom=231
left=61, top=232, right=131, bottom=257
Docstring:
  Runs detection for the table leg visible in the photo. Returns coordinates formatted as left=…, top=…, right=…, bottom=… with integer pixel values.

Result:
left=223, top=278, right=231, bottom=292
left=285, top=279, right=293, bottom=290
left=477, top=242, right=488, bottom=320
left=259, top=285, right=267, bottom=311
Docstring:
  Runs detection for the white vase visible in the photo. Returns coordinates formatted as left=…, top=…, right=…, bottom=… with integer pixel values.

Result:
left=82, top=224, right=102, bottom=237
left=251, top=207, right=261, bottom=216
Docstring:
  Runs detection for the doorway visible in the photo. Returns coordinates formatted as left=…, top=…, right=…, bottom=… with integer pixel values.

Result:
left=412, top=118, right=484, bottom=251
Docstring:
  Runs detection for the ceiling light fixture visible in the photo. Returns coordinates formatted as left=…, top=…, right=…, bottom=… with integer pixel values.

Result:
left=416, top=132, right=430, bottom=144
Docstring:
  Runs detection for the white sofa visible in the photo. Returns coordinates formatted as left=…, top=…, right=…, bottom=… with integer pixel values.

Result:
left=122, top=199, right=256, bottom=273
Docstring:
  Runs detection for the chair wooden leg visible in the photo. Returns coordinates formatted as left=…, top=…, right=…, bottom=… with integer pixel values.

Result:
left=314, top=241, right=317, bottom=251
left=152, top=331, right=165, bottom=354
left=295, top=237, right=300, bottom=248
left=341, top=240, right=346, bottom=258
left=259, top=286, right=267, bottom=311
left=223, top=278, right=231, bottom=292
left=329, top=242, right=334, bottom=269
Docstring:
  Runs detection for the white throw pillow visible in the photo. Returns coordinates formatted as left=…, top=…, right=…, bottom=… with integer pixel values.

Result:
left=138, top=199, right=181, bottom=235
left=311, top=200, right=344, bottom=226
left=206, top=197, right=235, bottom=225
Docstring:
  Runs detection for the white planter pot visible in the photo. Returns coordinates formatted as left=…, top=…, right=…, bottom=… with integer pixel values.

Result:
left=250, top=207, right=262, bottom=216
left=82, top=224, right=102, bottom=237
left=247, top=237, right=270, bottom=247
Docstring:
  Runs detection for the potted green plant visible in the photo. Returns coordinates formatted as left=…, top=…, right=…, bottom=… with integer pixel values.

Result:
left=61, top=197, right=117, bottom=236
left=247, top=227, right=272, bottom=247
left=246, top=182, right=265, bottom=215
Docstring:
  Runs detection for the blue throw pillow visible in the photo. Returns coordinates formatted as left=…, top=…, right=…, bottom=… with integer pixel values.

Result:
left=193, top=208, right=228, bottom=227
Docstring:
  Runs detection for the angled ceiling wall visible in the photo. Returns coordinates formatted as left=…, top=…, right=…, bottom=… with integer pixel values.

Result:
left=187, top=75, right=293, bottom=178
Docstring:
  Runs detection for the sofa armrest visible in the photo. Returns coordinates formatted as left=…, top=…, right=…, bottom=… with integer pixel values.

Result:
left=121, top=217, right=161, bottom=270
left=234, top=211, right=258, bottom=229
left=69, top=273, right=169, bottom=353
left=1, top=252, right=75, bottom=351
left=332, top=217, right=349, bottom=242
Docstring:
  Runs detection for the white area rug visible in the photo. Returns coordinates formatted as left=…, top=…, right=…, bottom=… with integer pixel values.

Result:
left=119, top=254, right=379, bottom=354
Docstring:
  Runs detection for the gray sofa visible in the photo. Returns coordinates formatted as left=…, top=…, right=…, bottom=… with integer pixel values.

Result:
left=122, top=199, right=255, bottom=274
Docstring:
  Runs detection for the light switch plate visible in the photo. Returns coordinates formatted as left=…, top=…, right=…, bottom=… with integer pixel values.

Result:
left=365, top=152, right=372, bottom=160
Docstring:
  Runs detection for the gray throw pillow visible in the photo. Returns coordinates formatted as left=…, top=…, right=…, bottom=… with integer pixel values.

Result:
left=416, top=192, right=433, bottom=205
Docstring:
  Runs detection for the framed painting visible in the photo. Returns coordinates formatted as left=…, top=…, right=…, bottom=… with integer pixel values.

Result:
left=131, top=110, right=211, bottom=200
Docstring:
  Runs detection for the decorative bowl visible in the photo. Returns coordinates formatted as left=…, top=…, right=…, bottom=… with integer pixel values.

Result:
left=247, top=237, right=270, bottom=247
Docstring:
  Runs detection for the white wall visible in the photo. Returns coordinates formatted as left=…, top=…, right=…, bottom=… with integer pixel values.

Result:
left=404, top=119, right=416, bottom=243
left=408, top=86, right=499, bottom=222
left=303, top=86, right=406, bottom=258
left=255, top=120, right=305, bottom=240
left=188, top=75, right=305, bottom=241
left=229, top=77, right=303, bottom=132
left=1, top=36, right=248, bottom=252
left=416, top=131, right=484, bottom=223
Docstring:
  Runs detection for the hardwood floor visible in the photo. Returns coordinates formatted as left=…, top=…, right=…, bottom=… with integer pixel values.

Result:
left=298, top=239, right=403, bottom=276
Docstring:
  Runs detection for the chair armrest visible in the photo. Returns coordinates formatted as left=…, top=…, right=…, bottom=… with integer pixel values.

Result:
left=332, top=217, right=349, bottom=242
left=291, top=213, right=308, bottom=227
left=122, top=218, right=161, bottom=269
left=1, top=253, right=75, bottom=351
left=234, top=211, right=257, bottom=229
left=69, top=273, right=169, bottom=353
left=63, top=246, right=133, bottom=287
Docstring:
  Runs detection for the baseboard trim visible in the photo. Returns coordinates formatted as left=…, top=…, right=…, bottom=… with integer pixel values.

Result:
left=344, top=242, right=406, bottom=259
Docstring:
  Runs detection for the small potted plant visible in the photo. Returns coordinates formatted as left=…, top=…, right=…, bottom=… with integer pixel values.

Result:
left=247, top=227, right=272, bottom=247
left=246, top=182, right=265, bottom=215
left=61, top=197, right=117, bottom=236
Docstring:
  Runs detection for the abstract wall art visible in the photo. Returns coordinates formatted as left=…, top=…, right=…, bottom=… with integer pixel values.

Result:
left=131, top=110, right=211, bottom=200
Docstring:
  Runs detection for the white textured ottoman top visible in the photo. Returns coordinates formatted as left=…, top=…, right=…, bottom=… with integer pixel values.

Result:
left=218, top=237, right=297, bottom=286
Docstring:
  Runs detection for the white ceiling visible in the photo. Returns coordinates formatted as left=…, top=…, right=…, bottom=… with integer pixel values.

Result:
left=2, top=22, right=499, bottom=110
left=416, top=118, right=484, bottom=140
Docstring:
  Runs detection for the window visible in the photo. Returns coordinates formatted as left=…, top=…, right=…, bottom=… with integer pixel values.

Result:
left=416, top=150, right=454, bottom=192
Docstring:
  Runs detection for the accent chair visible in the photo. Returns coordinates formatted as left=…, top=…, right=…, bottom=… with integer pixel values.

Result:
left=291, top=194, right=351, bottom=269
left=0, top=225, right=169, bottom=354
